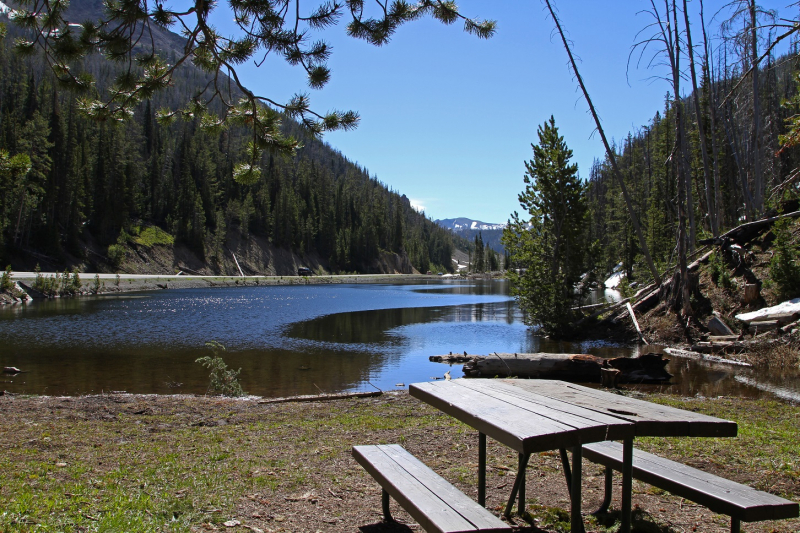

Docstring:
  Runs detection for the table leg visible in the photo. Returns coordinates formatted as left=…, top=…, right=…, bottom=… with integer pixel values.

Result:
left=621, top=438, right=633, bottom=533
left=560, top=448, right=572, bottom=493
left=503, top=452, right=530, bottom=517
left=518, top=453, right=526, bottom=514
left=478, top=432, right=486, bottom=507
left=571, top=445, right=583, bottom=533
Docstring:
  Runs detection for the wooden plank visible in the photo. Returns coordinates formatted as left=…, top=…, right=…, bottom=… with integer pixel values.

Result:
left=503, top=379, right=737, bottom=438
left=410, top=381, right=605, bottom=454
left=584, top=441, right=799, bottom=522
left=379, top=445, right=510, bottom=531
left=353, top=445, right=511, bottom=532
left=354, top=445, right=478, bottom=532
left=455, top=380, right=634, bottom=443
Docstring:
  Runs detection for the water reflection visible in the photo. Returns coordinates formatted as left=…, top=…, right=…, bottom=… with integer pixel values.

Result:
left=0, top=280, right=797, bottom=400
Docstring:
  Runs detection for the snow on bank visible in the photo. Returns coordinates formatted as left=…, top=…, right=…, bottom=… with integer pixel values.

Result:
left=0, top=2, right=11, bottom=14
left=736, top=298, right=800, bottom=322
left=604, top=263, right=625, bottom=289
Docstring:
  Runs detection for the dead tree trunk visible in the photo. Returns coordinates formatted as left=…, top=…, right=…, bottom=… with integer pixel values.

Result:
left=543, top=0, right=661, bottom=285
left=454, top=352, right=672, bottom=383
left=684, top=0, right=718, bottom=236
left=750, top=0, right=763, bottom=215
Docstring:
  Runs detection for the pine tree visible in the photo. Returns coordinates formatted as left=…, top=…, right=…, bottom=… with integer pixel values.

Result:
left=502, top=116, right=587, bottom=336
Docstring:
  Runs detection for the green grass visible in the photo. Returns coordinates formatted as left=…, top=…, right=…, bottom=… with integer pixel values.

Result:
left=1, top=393, right=798, bottom=532
left=638, top=396, right=800, bottom=497
left=130, top=225, right=175, bottom=247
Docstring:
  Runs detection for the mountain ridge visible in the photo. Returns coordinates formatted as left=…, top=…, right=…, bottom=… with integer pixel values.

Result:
left=435, top=217, right=506, bottom=253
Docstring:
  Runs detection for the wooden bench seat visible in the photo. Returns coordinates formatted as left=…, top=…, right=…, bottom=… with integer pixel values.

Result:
left=353, top=444, right=511, bottom=533
left=583, top=441, right=799, bottom=533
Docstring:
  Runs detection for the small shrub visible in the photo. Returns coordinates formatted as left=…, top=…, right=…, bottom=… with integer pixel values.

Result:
left=1, top=265, right=13, bottom=292
left=709, top=252, right=733, bottom=290
left=92, top=274, right=101, bottom=294
left=134, top=226, right=175, bottom=247
left=59, top=269, right=82, bottom=296
left=107, top=244, right=125, bottom=267
left=769, top=218, right=800, bottom=300
left=195, top=341, right=246, bottom=397
left=32, top=265, right=59, bottom=296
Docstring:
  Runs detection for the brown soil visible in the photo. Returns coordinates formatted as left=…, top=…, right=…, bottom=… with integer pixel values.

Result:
left=1, top=391, right=797, bottom=533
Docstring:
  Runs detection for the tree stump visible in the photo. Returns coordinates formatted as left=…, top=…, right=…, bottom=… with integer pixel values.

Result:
left=600, top=367, right=621, bottom=388
left=744, top=283, right=760, bottom=304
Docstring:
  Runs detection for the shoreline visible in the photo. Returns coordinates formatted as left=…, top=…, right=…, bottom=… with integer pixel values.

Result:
left=2, top=272, right=443, bottom=302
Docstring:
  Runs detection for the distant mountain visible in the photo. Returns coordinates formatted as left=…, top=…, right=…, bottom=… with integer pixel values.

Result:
left=436, top=218, right=506, bottom=253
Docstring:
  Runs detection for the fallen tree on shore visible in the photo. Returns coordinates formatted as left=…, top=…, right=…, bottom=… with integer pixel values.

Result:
left=429, top=352, right=672, bottom=383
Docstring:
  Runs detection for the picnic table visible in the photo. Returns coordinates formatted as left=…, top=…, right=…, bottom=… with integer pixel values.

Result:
left=409, top=378, right=737, bottom=533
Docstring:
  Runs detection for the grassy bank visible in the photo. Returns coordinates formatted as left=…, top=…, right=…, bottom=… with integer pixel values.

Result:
left=0, top=391, right=797, bottom=533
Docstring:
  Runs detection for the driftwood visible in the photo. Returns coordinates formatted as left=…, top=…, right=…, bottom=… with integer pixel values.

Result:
left=429, top=353, right=478, bottom=364
left=448, top=352, right=671, bottom=383
left=691, top=341, right=746, bottom=354
left=3, top=367, right=24, bottom=374
left=709, top=335, right=741, bottom=342
left=748, top=321, right=780, bottom=334
left=664, top=347, right=752, bottom=367
left=257, top=390, right=381, bottom=404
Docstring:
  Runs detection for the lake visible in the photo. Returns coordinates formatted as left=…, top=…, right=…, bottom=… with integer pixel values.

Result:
left=0, top=279, right=797, bottom=400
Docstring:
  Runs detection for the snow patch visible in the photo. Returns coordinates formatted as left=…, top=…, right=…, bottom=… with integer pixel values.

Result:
left=735, top=298, right=800, bottom=322
left=0, top=1, right=11, bottom=14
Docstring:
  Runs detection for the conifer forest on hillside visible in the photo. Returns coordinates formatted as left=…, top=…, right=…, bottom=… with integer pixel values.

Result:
left=2, top=0, right=800, bottom=289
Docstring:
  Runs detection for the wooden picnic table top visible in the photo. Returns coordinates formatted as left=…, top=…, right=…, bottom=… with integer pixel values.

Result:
left=500, top=379, right=737, bottom=438
left=409, top=379, right=737, bottom=455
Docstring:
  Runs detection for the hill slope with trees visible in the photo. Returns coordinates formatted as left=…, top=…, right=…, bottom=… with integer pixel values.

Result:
left=0, top=8, right=461, bottom=276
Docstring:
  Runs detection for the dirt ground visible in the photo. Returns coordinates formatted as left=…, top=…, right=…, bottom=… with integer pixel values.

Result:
left=1, top=391, right=797, bottom=533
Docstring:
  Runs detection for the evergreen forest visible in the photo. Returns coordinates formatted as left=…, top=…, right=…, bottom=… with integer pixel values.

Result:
left=0, top=13, right=461, bottom=275
left=584, top=49, right=800, bottom=282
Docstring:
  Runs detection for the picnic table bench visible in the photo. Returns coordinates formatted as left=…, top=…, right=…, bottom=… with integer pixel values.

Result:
left=583, top=440, right=799, bottom=533
left=352, top=444, right=511, bottom=532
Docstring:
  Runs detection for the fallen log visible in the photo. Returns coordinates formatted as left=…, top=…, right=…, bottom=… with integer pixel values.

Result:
left=691, top=341, right=746, bottom=354
left=575, top=298, right=631, bottom=326
left=664, top=347, right=752, bottom=367
left=459, top=352, right=671, bottom=383
left=626, top=302, right=647, bottom=344
left=698, top=210, right=800, bottom=246
left=708, top=335, right=741, bottom=342
left=748, top=320, right=780, bottom=334
left=257, top=390, right=382, bottom=404
left=429, top=353, right=479, bottom=364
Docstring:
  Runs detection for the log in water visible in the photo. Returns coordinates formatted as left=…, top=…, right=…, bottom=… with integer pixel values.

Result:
left=429, top=352, right=672, bottom=383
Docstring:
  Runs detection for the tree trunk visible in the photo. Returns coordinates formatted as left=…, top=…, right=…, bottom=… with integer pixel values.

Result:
left=700, top=2, right=725, bottom=230
left=684, top=0, right=718, bottom=236
left=456, top=352, right=672, bottom=383
left=750, top=0, right=763, bottom=215
left=543, top=0, right=661, bottom=284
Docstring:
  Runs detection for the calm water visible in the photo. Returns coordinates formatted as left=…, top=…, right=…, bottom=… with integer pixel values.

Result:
left=0, top=280, right=797, bottom=400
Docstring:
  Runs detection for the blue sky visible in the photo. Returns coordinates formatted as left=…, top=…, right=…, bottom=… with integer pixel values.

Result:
left=219, top=0, right=792, bottom=224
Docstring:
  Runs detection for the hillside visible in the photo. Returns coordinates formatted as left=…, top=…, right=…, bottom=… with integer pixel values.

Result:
left=0, top=6, right=462, bottom=276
